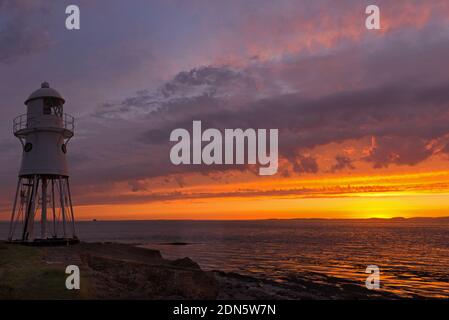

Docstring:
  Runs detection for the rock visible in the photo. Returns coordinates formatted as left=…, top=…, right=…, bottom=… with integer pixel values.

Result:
left=170, top=257, right=201, bottom=269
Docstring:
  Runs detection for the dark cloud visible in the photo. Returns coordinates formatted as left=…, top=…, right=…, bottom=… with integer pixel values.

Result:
left=292, top=155, right=319, bottom=174
left=128, top=180, right=149, bottom=192
left=95, top=66, right=257, bottom=120
left=160, top=66, right=253, bottom=99
left=330, top=155, right=355, bottom=172
left=363, top=136, right=435, bottom=168
left=136, top=80, right=449, bottom=169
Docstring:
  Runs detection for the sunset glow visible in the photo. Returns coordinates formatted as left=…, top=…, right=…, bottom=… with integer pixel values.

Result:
left=73, top=167, right=449, bottom=220
left=1, top=0, right=449, bottom=220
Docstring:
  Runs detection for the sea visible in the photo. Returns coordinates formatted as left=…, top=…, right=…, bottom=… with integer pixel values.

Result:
left=1, top=218, right=449, bottom=298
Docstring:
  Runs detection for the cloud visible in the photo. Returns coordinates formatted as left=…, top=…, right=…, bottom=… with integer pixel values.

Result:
left=94, top=66, right=259, bottom=120
left=0, top=0, right=52, bottom=63
left=128, top=179, right=149, bottom=192
left=80, top=21, right=449, bottom=194
left=292, top=155, right=319, bottom=174
left=363, top=136, right=435, bottom=168
left=330, top=155, right=355, bottom=172
left=68, top=177, right=449, bottom=207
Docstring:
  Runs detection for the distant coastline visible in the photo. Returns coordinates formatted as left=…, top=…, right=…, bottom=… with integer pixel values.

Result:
left=1, top=216, right=448, bottom=223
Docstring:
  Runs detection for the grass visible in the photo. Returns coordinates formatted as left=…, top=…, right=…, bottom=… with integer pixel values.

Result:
left=0, top=242, right=91, bottom=299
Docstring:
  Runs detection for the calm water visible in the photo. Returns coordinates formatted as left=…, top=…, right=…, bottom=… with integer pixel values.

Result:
left=1, top=219, right=449, bottom=298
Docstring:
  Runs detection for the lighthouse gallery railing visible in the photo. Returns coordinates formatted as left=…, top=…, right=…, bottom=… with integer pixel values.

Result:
left=13, top=113, right=75, bottom=134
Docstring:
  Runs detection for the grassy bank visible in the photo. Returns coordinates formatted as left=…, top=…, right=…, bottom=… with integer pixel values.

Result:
left=0, top=242, right=91, bottom=299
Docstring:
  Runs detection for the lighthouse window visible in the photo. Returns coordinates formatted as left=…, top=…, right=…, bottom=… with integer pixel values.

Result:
left=43, top=104, right=51, bottom=115
left=24, top=143, right=33, bottom=152
left=44, top=98, right=63, bottom=117
left=52, top=104, right=63, bottom=117
left=43, top=98, right=52, bottom=115
left=61, top=144, right=67, bottom=154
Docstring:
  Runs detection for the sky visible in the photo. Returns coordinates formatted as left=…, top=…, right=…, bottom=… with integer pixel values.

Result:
left=1, top=0, right=449, bottom=220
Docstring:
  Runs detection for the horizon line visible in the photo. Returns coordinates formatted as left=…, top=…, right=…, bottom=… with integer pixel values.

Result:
left=1, top=216, right=448, bottom=223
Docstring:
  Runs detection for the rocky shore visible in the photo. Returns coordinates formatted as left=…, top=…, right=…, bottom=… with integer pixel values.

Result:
left=0, top=241, right=401, bottom=299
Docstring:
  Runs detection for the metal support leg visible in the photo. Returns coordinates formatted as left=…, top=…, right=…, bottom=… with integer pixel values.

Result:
left=8, top=178, right=21, bottom=241
left=22, top=175, right=39, bottom=241
left=59, top=177, right=67, bottom=237
left=66, top=178, right=77, bottom=238
left=41, top=178, right=47, bottom=239
left=51, top=179, right=56, bottom=237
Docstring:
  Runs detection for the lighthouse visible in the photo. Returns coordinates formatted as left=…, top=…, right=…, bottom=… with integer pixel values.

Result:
left=8, top=82, right=78, bottom=244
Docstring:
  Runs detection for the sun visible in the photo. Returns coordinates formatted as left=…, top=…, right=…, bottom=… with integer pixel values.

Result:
left=344, top=197, right=409, bottom=219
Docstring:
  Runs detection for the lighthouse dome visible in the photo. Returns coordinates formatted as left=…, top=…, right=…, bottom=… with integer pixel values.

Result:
left=24, top=82, right=65, bottom=105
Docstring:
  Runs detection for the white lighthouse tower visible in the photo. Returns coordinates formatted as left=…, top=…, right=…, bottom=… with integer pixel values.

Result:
left=8, top=82, right=78, bottom=244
